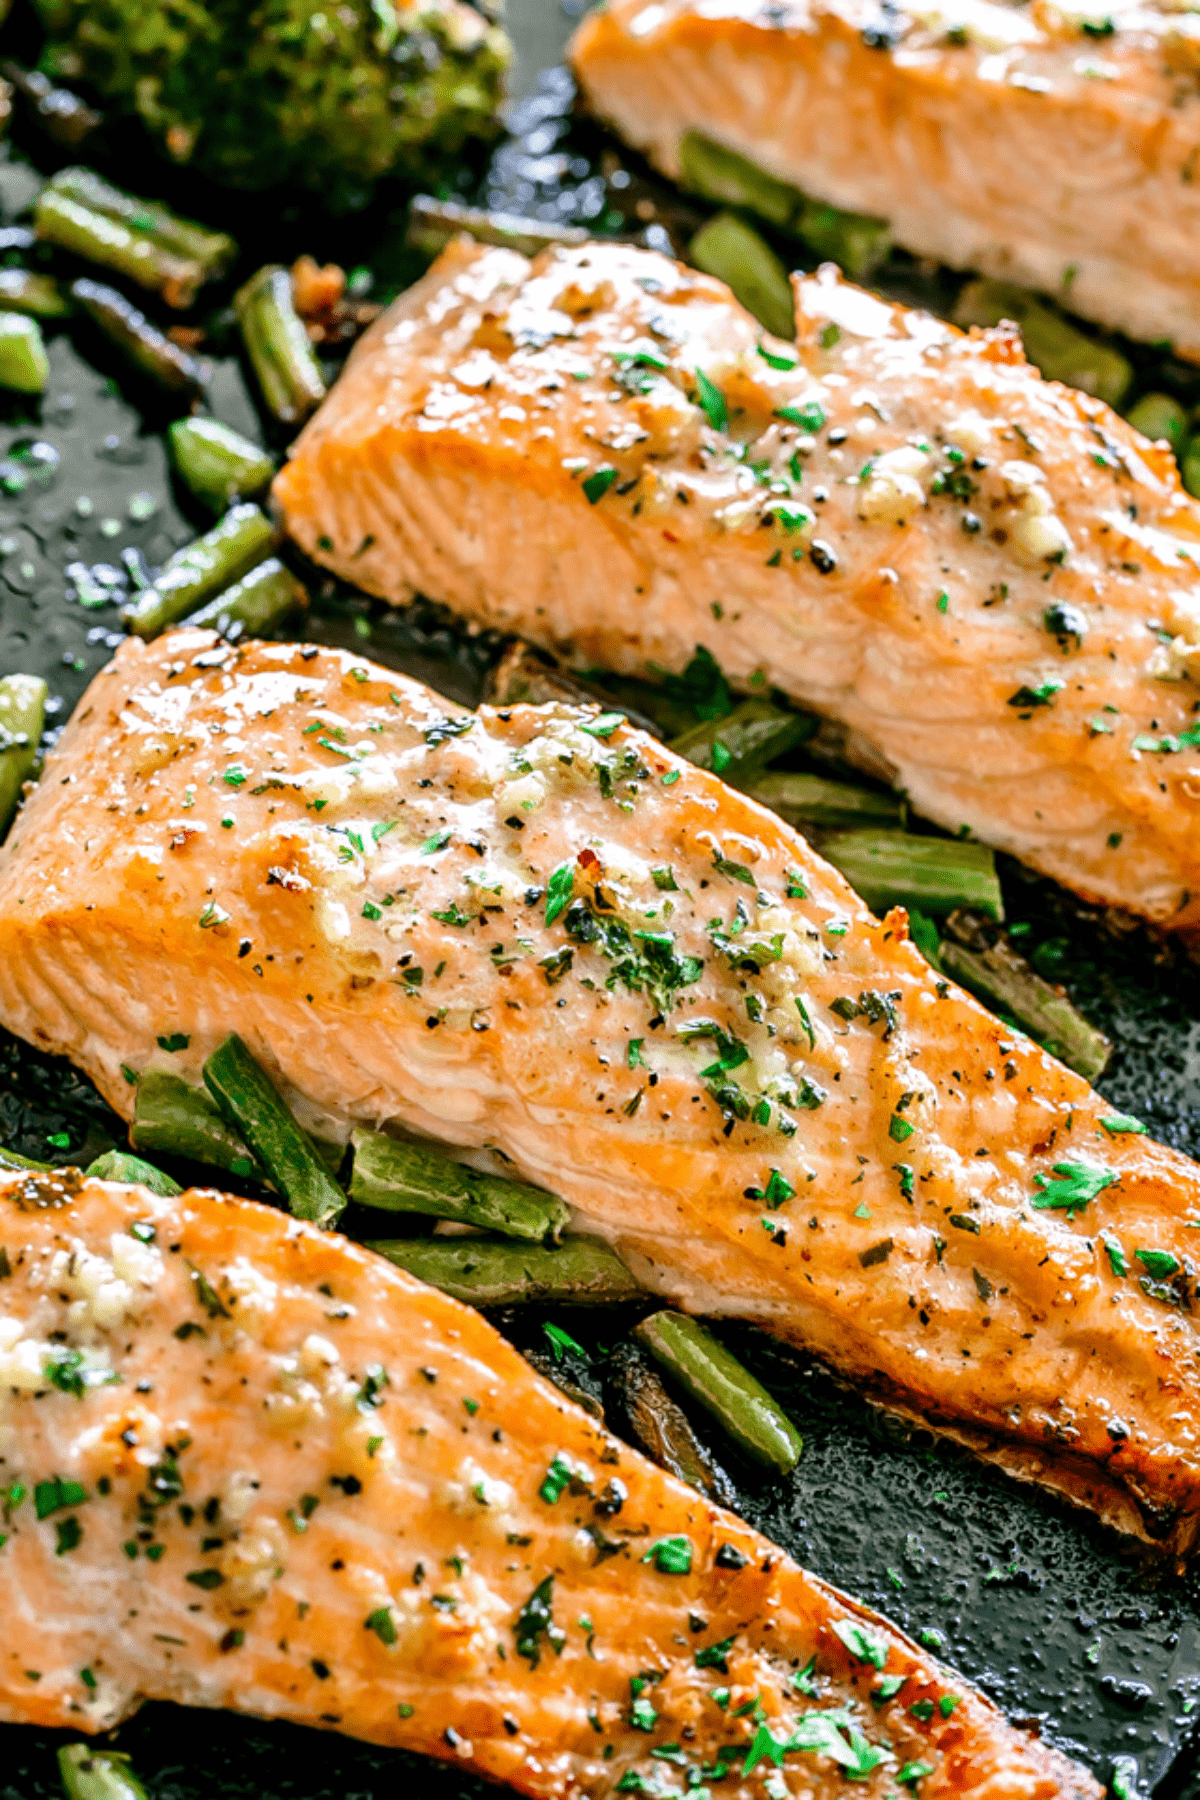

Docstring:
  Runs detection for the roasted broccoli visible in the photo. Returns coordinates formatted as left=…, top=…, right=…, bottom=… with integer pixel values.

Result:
left=33, top=0, right=510, bottom=199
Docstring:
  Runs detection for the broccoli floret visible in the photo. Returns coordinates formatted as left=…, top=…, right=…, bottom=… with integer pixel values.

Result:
left=34, top=0, right=510, bottom=199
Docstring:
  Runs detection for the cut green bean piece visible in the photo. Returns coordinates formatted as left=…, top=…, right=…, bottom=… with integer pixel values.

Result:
left=0, top=268, right=69, bottom=318
left=747, top=770, right=901, bottom=831
left=0, top=1144, right=52, bottom=1172
left=168, top=417, right=275, bottom=510
left=635, top=1310, right=802, bottom=1474
left=407, top=195, right=590, bottom=259
left=234, top=265, right=327, bottom=426
left=1, top=64, right=100, bottom=150
left=820, top=829, right=1003, bottom=921
left=953, top=279, right=1132, bottom=409
left=49, top=168, right=234, bottom=276
left=367, top=1236, right=639, bottom=1306
left=184, top=557, right=308, bottom=640
left=71, top=279, right=206, bottom=395
left=795, top=197, right=891, bottom=282
left=938, top=919, right=1110, bottom=1082
left=1125, top=391, right=1187, bottom=452
left=86, top=1149, right=182, bottom=1197
left=671, top=697, right=813, bottom=779
left=36, top=190, right=206, bottom=310
left=608, top=1342, right=733, bottom=1503
left=203, top=1034, right=345, bottom=1228
left=58, top=1745, right=148, bottom=1800
left=131, top=1072, right=260, bottom=1181
left=1184, top=445, right=1200, bottom=501
left=0, top=673, right=45, bottom=835
left=0, top=312, right=48, bottom=392
left=679, top=132, right=800, bottom=230
left=690, top=211, right=795, bottom=342
left=124, top=503, right=278, bottom=639
left=350, top=1127, right=569, bottom=1242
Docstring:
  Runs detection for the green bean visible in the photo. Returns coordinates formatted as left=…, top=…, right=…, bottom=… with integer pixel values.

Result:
left=608, top=1342, right=733, bottom=1503
left=407, top=195, right=590, bottom=260
left=366, top=1235, right=639, bottom=1306
left=36, top=190, right=206, bottom=311
left=794, top=197, right=891, bottom=282
left=184, top=557, right=308, bottom=641
left=1124, top=391, right=1187, bottom=452
left=58, top=1745, right=148, bottom=1800
left=820, top=829, right=1004, bottom=921
left=0, top=269, right=70, bottom=318
left=131, top=1072, right=260, bottom=1181
left=49, top=168, right=234, bottom=276
left=124, top=503, right=278, bottom=639
left=71, top=279, right=206, bottom=395
left=953, top=279, right=1132, bottom=409
left=85, top=1150, right=182, bottom=1197
left=203, top=1034, right=346, bottom=1228
left=168, top=417, right=275, bottom=511
left=1, top=65, right=101, bottom=150
left=484, top=640, right=662, bottom=735
left=745, top=770, right=901, bottom=831
left=938, top=913, right=1111, bottom=1082
left=350, top=1126, right=569, bottom=1242
left=689, top=211, right=795, bottom=342
left=0, top=673, right=45, bottom=835
left=0, top=1145, right=52, bottom=1172
left=634, top=1310, right=802, bottom=1475
left=670, top=696, right=813, bottom=780
left=234, top=265, right=327, bottom=425
left=678, top=132, right=800, bottom=230
left=1183, top=437, right=1200, bottom=500
left=0, top=313, right=48, bottom=393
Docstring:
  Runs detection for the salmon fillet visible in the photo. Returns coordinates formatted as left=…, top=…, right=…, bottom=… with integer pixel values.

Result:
left=1, top=631, right=1199, bottom=1560
left=272, top=238, right=1200, bottom=934
left=570, top=0, right=1200, bottom=359
left=0, top=1168, right=1097, bottom=1798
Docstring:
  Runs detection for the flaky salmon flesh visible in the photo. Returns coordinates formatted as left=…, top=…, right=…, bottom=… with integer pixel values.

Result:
left=0, top=1169, right=1097, bottom=1799
left=273, top=238, right=1200, bottom=935
left=570, top=0, right=1200, bottom=359
left=1, top=631, right=1200, bottom=1562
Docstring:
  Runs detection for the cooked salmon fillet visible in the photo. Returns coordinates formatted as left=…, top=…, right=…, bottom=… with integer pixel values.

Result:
left=272, top=238, right=1200, bottom=935
left=0, top=1168, right=1097, bottom=1798
left=2, top=635, right=1200, bottom=1561
left=570, top=0, right=1200, bottom=359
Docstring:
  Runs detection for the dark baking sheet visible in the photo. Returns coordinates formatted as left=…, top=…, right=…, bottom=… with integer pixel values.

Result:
left=0, top=2, right=1198, bottom=1794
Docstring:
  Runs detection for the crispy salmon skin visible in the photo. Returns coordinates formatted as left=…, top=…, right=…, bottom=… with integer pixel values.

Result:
left=571, top=0, right=1200, bottom=358
left=273, top=238, right=1200, bottom=933
left=1, top=633, right=1199, bottom=1559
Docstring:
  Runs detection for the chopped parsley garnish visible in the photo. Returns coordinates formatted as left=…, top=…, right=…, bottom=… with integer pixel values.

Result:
left=1136, top=1248, right=1179, bottom=1278
left=786, top=868, right=808, bottom=898
left=514, top=1574, right=563, bottom=1666
left=539, top=1453, right=573, bottom=1504
left=545, top=862, right=575, bottom=927
left=693, top=368, right=727, bottom=431
left=1100, top=1115, right=1146, bottom=1135
left=157, top=1033, right=189, bottom=1052
left=542, top=1323, right=586, bottom=1362
left=642, top=1534, right=693, bottom=1574
left=432, top=901, right=473, bottom=927
left=1102, top=1233, right=1129, bottom=1277
left=582, top=465, right=618, bottom=504
left=889, top=1114, right=915, bottom=1142
left=419, top=828, right=452, bottom=855
left=365, top=1606, right=397, bottom=1645
left=748, top=1168, right=795, bottom=1207
left=831, top=1619, right=888, bottom=1668
left=694, top=1634, right=735, bottom=1672
left=775, top=401, right=825, bottom=431
left=35, top=1477, right=87, bottom=1520
left=222, top=765, right=248, bottom=787
left=757, top=344, right=798, bottom=371
left=55, top=1517, right=82, bottom=1555
left=899, top=1761, right=936, bottom=1787
left=581, top=712, right=625, bottom=740
left=1007, top=679, right=1064, bottom=710
left=1031, top=1159, right=1116, bottom=1217
left=423, top=716, right=473, bottom=747
left=712, top=848, right=756, bottom=885
left=186, top=1568, right=224, bottom=1590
